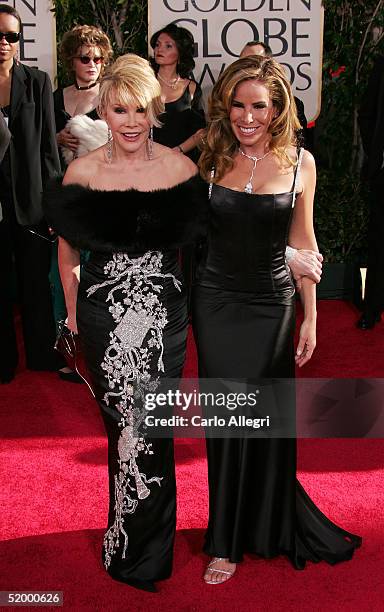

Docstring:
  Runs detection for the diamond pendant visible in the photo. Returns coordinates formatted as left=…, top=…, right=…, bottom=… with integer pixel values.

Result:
left=244, top=182, right=253, bottom=194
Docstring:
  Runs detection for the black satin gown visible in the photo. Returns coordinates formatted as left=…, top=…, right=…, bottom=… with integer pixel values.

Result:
left=153, top=82, right=206, bottom=310
left=44, top=175, right=207, bottom=590
left=153, top=81, right=205, bottom=163
left=192, top=175, right=362, bottom=568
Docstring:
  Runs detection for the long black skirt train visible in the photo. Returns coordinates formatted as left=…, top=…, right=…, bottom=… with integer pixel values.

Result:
left=193, top=284, right=361, bottom=568
left=77, top=250, right=187, bottom=590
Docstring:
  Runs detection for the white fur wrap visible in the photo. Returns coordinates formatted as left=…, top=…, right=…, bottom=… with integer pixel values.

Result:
left=61, top=114, right=108, bottom=165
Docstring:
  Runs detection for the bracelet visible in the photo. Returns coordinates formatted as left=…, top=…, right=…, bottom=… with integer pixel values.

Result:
left=285, top=245, right=297, bottom=263
left=178, top=145, right=184, bottom=154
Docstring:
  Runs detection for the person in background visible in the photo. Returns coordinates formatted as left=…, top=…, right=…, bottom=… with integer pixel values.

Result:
left=357, top=54, right=384, bottom=330
left=0, top=3, right=65, bottom=383
left=0, top=109, right=10, bottom=160
left=150, top=22, right=205, bottom=162
left=150, top=22, right=206, bottom=308
left=54, top=24, right=113, bottom=165
left=50, top=25, right=113, bottom=382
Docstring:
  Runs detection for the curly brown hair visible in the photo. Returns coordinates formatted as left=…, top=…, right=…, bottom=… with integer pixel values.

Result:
left=199, top=55, right=301, bottom=183
left=59, top=25, right=113, bottom=76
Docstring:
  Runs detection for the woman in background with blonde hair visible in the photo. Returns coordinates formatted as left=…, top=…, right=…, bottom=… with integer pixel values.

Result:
left=45, top=53, right=206, bottom=592
left=194, top=55, right=361, bottom=584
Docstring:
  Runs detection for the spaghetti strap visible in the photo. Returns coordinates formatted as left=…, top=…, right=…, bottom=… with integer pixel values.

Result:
left=292, top=148, right=304, bottom=208
left=209, top=167, right=215, bottom=200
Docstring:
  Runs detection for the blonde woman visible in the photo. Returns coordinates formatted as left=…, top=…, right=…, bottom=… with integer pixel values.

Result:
left=194, top=56, right=361, bottom=584
left=45, top=54, right=205, bottom=592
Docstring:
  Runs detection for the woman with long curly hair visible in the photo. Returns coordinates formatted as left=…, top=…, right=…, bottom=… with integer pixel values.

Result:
left=194, top=55, right=361, bottom=584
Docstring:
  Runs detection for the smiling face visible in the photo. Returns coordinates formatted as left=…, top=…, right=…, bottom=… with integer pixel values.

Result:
left=103, top=95, right=151, bottom=156
left=72, top=45, right=103, bottom=85
left=153, top=33, right=179, bottom=68
left=0, top=13, right=20, bottom=63
left=229, top=79, right=275, bottom=151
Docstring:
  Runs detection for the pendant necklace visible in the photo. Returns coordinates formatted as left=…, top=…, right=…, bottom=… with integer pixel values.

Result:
left=74, top=80, right=98, bottom=91
left=239, top=148, right=271, bottom=194
left=157, top=73, right=181, bottom=89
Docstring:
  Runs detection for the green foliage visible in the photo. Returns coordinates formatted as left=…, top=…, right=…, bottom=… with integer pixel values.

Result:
left=314, top=170, right=369, bottom=263
left=318, top=0, right=384, bottom=173
left=315, top=0, right=384, bottom=261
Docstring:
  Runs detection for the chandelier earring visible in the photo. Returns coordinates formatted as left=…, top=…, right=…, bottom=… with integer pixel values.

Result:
left=106, top=127, right=113, bottom=164
left=147, top=126, right=154, bottom=160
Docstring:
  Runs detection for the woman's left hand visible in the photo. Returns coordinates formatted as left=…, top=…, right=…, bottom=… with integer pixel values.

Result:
left=295, top=318, right=316, bottom=367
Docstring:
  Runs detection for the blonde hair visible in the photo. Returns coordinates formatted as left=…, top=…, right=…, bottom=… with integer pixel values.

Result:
left=98, top=54, right=164, bottom=127
left=199, top=55, right=301, bottom=182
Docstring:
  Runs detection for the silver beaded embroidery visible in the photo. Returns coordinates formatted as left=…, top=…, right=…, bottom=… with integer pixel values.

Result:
left=87, top=251, right=182, bottom=569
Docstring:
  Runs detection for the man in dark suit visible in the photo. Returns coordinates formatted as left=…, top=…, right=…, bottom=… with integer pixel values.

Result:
left=357, top=55, right=384, bottom=329
left=0, top=3, right=64, bottom=382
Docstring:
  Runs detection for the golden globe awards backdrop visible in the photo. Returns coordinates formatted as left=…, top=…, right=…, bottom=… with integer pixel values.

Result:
left=148, top=0, right=324, bottom=122
left=11, top=0, right=57, bottom=84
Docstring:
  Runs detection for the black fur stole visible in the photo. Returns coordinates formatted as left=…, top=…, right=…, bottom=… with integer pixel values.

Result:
left=43, top=174, right=208, bottom=253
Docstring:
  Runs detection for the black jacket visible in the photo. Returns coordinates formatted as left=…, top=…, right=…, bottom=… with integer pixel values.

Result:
left=358, top=55, right=384, bottom=180
left=0, top=112, right=11, bottom=162
left=0, top=62, right=61, bottom=225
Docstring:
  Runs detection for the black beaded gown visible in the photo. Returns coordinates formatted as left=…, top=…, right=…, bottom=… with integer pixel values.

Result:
left=44, top=175, right=206, bottom=590
left=192, top=158, right=362, bottom=568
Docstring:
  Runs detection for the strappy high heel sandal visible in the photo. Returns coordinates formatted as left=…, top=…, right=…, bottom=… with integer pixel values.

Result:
left=203, top=557, right=236, bottom=585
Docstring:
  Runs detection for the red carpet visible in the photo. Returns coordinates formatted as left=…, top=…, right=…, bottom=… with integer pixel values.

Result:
left=0, top=300, right=383, bottom=611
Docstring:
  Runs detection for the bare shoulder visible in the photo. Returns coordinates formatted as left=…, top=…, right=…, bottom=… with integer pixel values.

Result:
left=300, top=150, right=316, bottom=190
left=156, top=144, right=198, bottom=183
left=296, top=149, right=316, bottom=199
left=301, top=149, right=316, bottom=171
left=63, top=150, right=103, bottom=186
left=188, top=79, right=197, bottom=97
